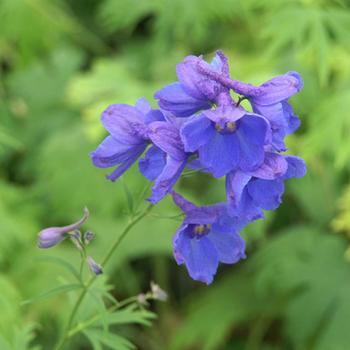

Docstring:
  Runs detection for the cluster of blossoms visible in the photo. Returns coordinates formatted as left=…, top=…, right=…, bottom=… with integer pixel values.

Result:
left=90, top=50, right=306, bottom=284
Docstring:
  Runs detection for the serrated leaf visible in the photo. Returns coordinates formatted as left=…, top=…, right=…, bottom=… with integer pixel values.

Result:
left=105, top=305, right=156, bottom=327
left=83, top=330, right=103, bottom=350
left=89, top=329, right=136, bottom=350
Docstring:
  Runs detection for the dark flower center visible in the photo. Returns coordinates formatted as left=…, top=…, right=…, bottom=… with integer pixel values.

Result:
left=215, top=121, right=236, bottom=133
left=193, top=224, right=212, bottom=236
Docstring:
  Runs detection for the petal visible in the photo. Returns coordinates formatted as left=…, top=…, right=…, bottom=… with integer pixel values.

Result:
left=184, top=206, right=219, bottom=225
left=236, top=114, right=268, bottom=171
left=139, top=146, right=166, bottom=181
left=210, top=50, right=229, bottom=75
left=174, top=232, right=219, bottom=284
left=148, top=121, right=185, bottom=161
left=251, top=102, right=288, bottom=152
left=90, top=136, right=143, bottom=168
left=173, top=224, right=188, bottom=265
left=250, top=72, right=303, bottom=105
left=282, top=101, right=301, bottom=134
left=180, top=114, right=215, bottom=152
left=207, top=230, right=246, bottom=264
left=148, top=156, right=187, bottom=204
left=247, top=178, right=285, bottom=210
left=106, top=145, right=146, bottom=181
left=235, top=188, right=264, bottom=221
left=155, top=82, right=211, bottom=118
left=101, top=104, right=147, bottom=145
left=135, top=97, right=152, bottom=114
left=282, top=156, right=307, bottom=180
left=144, top=109, right=166, bottom=124
left=249, top=152, right=288, bottom=180
left=203, top=105, right=246, bottom=124
left=226, top=170, right=252, bottom=210
left=38, top=208, right=89, bottom=248
left=171, top=191, right=197, bottom=213
left=199, top=133, right=239, bottom=178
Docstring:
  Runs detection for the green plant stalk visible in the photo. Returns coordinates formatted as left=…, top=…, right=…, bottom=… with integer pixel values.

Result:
left=54, top=203, right=154, bottom=350
left=67, top=294, right=151, bottom=338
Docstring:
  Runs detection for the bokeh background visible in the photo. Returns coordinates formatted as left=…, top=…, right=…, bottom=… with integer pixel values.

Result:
left=1, top=0, right=350, bottom=349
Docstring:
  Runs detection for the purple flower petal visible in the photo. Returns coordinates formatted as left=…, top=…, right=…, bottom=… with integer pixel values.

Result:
left=203, top=105, right=246, bottom=124
left=180, top=114, right=215, bottom=152
left=155, top=82, right=211, bottom=118
left=38, top=208, right=89, bottom=248
left=282, top=156, right=307, bottom=180
left=250, top=72, right=303, bottom=105
left=148, top=121, right=186, bottom=161
left=135, top=97, right=152, bottom=114
left=148, top=156, right=187, bottom=204
left=139, top=146, right=166, bottom=181
left=199, top=132, right=239, bottom=178
left=236, top=189, right=265, bottom=221
left=249, top=152, right=288, bottom=180
left=90, top=136, right=144, bottom=168
left=207, top=230, right=246, bottom=264
left=226, top=170, right=252, bottom=211
left=144, top=109, right=166, bottom=125
left=101, top=104, right=147, bottom=145
left=282, top=101, right=301, bottom=134
left=236, top=114, right=268, bottom=172
left=247, top=178, right=285, bottom=210
left=173, top=229, right=219, bottom=284
left=106, top=145, right=146, bottom=181
left=171, top=191, right=197, bottom=212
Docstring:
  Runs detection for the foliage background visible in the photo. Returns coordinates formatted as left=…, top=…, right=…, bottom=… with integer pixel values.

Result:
left=1, top=0, right=350, bottom=349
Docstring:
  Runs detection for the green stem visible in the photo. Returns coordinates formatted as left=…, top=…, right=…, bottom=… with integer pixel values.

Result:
left=54, top=203, right=154, bottom=350
left=67, top=295, right=144, bottom=338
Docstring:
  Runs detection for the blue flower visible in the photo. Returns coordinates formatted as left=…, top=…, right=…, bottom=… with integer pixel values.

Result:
left=239, top=72, right=304, bottom=151
left=38, top=208, right=89, bottom=248
left=180, top=104, right=270, bottom=178
left=154, top=51, right=230, bottom=117
left=140, top=118, right=189, bottom=203
left=193, top=62, right=303, bottom=151
left=91, top=98, right=164, bottom=181
left=226, top=153, right=307, bottom=218
left=171, top=192, right=246, bottom=284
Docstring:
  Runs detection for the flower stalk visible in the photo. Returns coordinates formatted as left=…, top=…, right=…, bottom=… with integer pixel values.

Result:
left=54, top=203, right=154, bottom=350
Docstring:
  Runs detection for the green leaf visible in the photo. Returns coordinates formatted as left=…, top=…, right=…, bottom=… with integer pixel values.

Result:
left=89, top=329, right=136, bottom=350
left=105, top=305, right=156, bottom=327
left=22, top=283, right=82, bottom=305
left=83, top=330, right=103, bottom=350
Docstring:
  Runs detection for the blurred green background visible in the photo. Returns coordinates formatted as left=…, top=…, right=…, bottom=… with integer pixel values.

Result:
left=1, top=0, right=350, bottom=349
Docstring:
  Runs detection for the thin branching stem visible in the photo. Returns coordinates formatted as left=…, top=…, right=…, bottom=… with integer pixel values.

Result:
left=54, top=203, right=154, bottom=350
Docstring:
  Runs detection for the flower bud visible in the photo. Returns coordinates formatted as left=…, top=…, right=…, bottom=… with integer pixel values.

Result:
left=150, top=281, right=168, bottom=301
left=87, top=256, right=103, bottom=275
left=38, top=208, right=89, bottom=249
left=83, top=231, right=94, bottom=245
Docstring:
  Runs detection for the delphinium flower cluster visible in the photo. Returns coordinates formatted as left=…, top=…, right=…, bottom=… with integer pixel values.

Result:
left=90, top=50, right=306, bottom=284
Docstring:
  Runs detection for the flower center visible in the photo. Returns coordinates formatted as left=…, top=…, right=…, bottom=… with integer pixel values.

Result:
left=214, top=122, right=236, bottom=133
left=226, top=122, right=236, bottom=132
left=193, top=224, right=212, bottom=235
left=215, top=124, right=223, bottom=132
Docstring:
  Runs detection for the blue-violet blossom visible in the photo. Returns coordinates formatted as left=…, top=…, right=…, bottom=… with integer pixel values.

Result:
left=171, top=192, right=247, bottom=284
